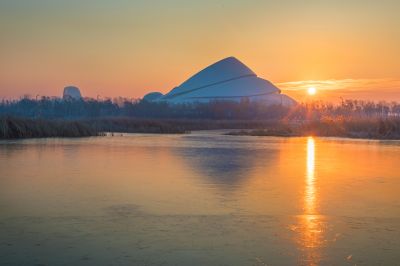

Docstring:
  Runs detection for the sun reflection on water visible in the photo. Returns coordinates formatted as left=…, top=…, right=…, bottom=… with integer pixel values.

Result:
left=297, top=137, right=324, bottom=266
left=306, top=137, right=316, bottom=215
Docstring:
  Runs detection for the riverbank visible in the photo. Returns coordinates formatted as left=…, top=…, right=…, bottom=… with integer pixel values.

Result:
left=0, top=117, right=269, bottom=139
left=2, top=116, right=400, bottom=140
left=0, top=117, right=101, bottom=139
left=0, top=117, right=196, bottom=139
left=226, top=117, right=400, bottom=140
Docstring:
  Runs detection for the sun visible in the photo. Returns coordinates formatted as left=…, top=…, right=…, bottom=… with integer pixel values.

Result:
left=307, top=87, right=316, bottom=95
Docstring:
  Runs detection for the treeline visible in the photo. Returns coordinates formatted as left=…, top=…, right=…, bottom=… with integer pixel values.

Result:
left=290, top=100, right=400, bottom=120
left=0, top=97, right=290, bottom=119
left=2, top=97, right=400, bottom=139
left=1, top=97, right=400, bottom=120
left=0, top=98, right=120, bottom=118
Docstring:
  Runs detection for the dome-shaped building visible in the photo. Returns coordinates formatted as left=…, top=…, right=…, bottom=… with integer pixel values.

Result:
left=63, top=86, right=82, bottom=100
left=146, top=57, right=296, bottom=106
left=143, top=92, right=163, bottom=101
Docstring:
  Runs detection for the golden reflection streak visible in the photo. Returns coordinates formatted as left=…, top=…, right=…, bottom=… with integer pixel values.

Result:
left=306, top=137, right=316, bottom=214
left=299, top=137, right=323, bottom=266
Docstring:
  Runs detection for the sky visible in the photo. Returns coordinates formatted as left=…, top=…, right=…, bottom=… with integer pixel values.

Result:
left=0, top=0, right=400, bottom=102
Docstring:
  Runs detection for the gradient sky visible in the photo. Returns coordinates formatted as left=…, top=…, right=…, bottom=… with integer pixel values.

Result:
left=1, top=0, right=400, bottom=102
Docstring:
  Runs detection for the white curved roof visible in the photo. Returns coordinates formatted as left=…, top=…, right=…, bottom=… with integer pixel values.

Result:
left=171, top=77, right=280, bottom=101
left=148, top=56, right=295, bottom=106
left=163, top=57, right=261, bottom=99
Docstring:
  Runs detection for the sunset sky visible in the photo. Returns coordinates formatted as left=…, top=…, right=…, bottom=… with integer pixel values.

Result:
left=1, top=0, right=399, bottom=102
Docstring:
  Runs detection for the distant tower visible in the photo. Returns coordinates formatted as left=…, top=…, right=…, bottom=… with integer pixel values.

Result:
left=63, top=86, right=82, bottom=100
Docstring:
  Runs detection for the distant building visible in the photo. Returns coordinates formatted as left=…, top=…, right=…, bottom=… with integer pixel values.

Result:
left=144, top=57, right=296, bottom=106
left=143, top=92, right=163, bottom=102
left=63, top=86, right=82, bottom=100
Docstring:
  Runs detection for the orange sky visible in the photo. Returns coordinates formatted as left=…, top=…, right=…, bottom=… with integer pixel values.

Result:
left=0, top=1, right=399, bottom=102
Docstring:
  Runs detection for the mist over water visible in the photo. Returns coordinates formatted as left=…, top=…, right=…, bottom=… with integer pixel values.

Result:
left=1, top=132, right=400, bottom=265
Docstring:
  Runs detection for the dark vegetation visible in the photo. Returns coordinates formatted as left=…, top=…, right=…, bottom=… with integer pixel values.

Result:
left=0, top=117, right=100, bottom=139
left=1, top=97, right=400, bottom=139
left=227, top=117, right=400, bottom=139
left=0, top=117, right=289, bottom=139
left=2, top=97, right=400, bottom=120
left=0, top=97, right=290, bottom=120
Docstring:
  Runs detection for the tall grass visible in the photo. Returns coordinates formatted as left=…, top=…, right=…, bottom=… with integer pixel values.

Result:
left=0, top=117, right=291, bottom=139
left=0, top=117, right=100, bottom=139
left=301, top=117, right=400, bottom=139
left=227, top=117, right=400, bottom=139
left=2, top=115, right=400, bottom=140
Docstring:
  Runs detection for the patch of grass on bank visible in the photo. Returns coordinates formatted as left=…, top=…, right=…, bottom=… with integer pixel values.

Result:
left=226, top=117, right=400, bottom=139
left=226, top=125, right=296, bottom=137
left=0, top=117, right=100, bottom=139
left=0, top=117, right=196, bottom=139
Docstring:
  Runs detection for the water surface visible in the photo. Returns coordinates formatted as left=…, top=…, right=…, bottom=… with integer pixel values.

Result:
left=1, top=132, right=400, bottom=265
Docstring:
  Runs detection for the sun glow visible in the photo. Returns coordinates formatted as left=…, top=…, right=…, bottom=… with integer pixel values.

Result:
left=308, top=87, right=317, bottom=95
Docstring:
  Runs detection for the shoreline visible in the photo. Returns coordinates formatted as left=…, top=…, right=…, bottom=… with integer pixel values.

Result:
left=1, top=116, right=400, bottom=140
left=224, top=129, right=400, bottom=140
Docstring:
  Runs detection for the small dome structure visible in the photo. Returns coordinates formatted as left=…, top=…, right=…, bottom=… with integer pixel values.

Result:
left=63, top=86, right=82, bottom=100
left=143, top=92, right=163, bottom=102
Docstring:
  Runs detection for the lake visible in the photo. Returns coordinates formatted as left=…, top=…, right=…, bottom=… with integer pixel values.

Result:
left=1, top=131, right=400, bottom=265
